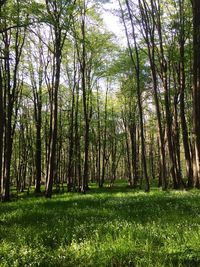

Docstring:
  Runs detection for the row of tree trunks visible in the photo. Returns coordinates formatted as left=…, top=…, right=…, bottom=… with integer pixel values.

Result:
left=1, top=1, right=26, bottom=200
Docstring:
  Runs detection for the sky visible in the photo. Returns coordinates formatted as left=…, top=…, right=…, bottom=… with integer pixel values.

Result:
left=101, top=1, right=126, bottom=45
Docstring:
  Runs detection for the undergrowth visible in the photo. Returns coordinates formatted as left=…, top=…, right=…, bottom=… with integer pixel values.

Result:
left=0, top=181, right=200, bottom=266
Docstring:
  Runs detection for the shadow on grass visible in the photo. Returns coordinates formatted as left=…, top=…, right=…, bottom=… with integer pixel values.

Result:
left=0, top=184, right=199, bottom=228
left=0, top=184, right=199, bottom=266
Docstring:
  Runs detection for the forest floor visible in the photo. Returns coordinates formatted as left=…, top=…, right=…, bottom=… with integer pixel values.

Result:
left=0, top=181, right=200, bottom=267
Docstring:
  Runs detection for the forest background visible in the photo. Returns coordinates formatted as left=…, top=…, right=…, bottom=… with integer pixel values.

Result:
left=0, top=0, right=200, bottom=265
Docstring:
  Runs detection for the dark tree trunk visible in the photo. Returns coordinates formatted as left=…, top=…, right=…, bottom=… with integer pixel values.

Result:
left=100, top=87, right=108, bottom=188
left=0, top=67, right=4, bottom=193
left=74, top=83, right=81, bottom=191
left=192, top=0, right=200, bottom=187
left=123, top=116, right=132, bottom=186
left=35, top=117, right=42, bottom=194
left=3, top=107, right=12, bottom=201
left=46, top=27, right=62, bottom=198
left=81, top=0, right=89, bottom=193
left=1, top=15, right=25, bottom=200
left=67, top=81, right=76, bottom=192
left=130, top=122, right=138, bottom=187
left=155, top=2, right=181, bottom=189
left=138, top=0, right=167, bottom=190
left=124, top=0, right=150, bottom=191
left=176, top=0, right=193, bottom=187
left=97, top=86, right=101, bottom=187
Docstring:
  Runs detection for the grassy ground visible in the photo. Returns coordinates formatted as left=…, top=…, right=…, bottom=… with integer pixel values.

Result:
left=0, top=181, right=200, bottom=267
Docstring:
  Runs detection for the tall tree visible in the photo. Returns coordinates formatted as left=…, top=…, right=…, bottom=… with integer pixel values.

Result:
left=1, top=0, right=27, bottom=201
left=192, top=0, right=200, bottom=188
left=176, top=0, right=193, bottom=187
left=28, top=32, right=44, bottom=194
left=45, top=0, right=75, bottom=197
left=138, top=0, right=167, bottom=189
left=119, top=0, right=150, bottom=191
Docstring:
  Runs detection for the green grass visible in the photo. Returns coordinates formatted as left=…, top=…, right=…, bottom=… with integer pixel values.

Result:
left=0, top=181, right=200, bottom=266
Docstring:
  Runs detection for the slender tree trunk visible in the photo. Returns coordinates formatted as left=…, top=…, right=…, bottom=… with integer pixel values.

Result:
left=155, top=1, right=180, bottom=188
left=3, top=105, right=12, bottom=201
left=138, top=0, right=167, bottom=190
left=35, top=115, right=42, bottom=194
left=67, top=80, right=76, bottom=191
left=97, top=86, right=101, bottom=187
left=46, top=27, right=62, bottom=198
left=31, top=41, right=43, bottom=195
left=176, top=0, right=193, bottom=187
left=74, top=82, right=81, bottom=191
left=192, top=0, right=200, bottom=187
left=100, top=86, right=108, bottom=188
left=123, top=0, right=150, bottom=191
left=130, top=122, right=138, bottom=187
left=2, top=20, right=25, bottom=200
left=0, top=67, right=4, bottom=193
left=123, top=116, right=132, bottom=186
left=173, top=89, right=184, bottom=187
left=81, top=0, right=89, bottom=193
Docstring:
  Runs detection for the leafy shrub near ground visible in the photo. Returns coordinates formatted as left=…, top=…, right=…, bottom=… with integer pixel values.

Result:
left=0, top=182, right=200, bottom=266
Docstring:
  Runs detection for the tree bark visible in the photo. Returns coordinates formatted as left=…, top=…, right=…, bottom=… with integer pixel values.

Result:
left=192, top=0, right=200, bottom=188
left=177, top=0, right=193, bottom=186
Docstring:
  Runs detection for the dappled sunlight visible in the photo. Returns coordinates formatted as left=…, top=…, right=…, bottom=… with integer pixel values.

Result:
left=0, top=184, right=200, bottom=266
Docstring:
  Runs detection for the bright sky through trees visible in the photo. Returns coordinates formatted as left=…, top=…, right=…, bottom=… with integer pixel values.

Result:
left=101, top=1, right=126, bottom=46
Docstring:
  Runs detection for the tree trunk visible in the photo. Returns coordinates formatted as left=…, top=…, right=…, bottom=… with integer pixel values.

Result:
left=192, top=0, right=200, bottom=187
left=81, top=0, right=89, bottom=193
left=0, top=67, right=4, bottom=193
left=138, top=0, right=167, bottom=190
left=45, top=27, right=61, bottom=198
left=124, top=0, right=150, bottom=191
left=35, top=118, right=42, bottom=194
left=100, top=86, right=108, bottom=188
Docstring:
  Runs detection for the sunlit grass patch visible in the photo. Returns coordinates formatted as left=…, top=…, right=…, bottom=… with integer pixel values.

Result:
left=0, top=182, right=200, bottom=266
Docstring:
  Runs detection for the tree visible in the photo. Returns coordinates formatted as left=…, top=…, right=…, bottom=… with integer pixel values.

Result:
left=28, top=32, right=44, bottom=194
left=45, top=0, right=76, bottom=198
left=192, top=0, right=200, bottom=188
left=119, top=0, right=150, bottom=191
left=1, top=0, right=28, bottom=201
